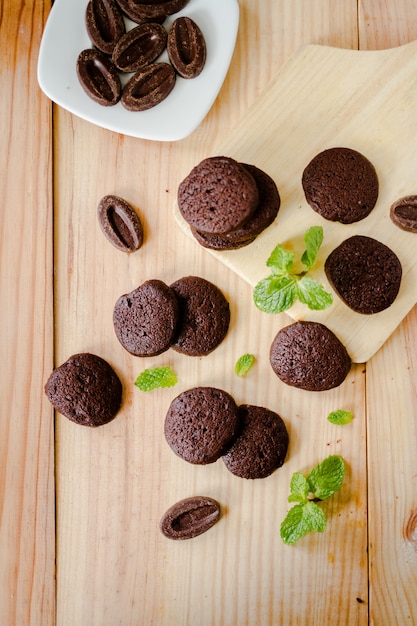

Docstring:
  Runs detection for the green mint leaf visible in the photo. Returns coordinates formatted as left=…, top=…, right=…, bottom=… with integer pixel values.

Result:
left=253, top=275, right=297, bottom=313
left=307, top=455, right=345, bottom=501
left=135, top=366, right=178, bottom=392
left=327, top=410, right=354, bottom=426
left=296, top=276, right=333, bottom=310
left=288, top=472, right=310, bottom=503
left=266, top=244, right=295, bottom=274
left=235, top=353, right=255, bottom=377
left=280, top=501, right=326, bottom=544
left=301, top=225, right=324, bottom=270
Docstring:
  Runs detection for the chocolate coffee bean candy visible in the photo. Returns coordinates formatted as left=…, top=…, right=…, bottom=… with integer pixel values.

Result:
left=160, top=496, right=221, bottom=540
left=76, top=48, right=121, bottom=106
left=97, top=195, right=143, bottom=252
left=112, top=22, right=167, bottom=73
left=115, top=0, right=166, bottom=23
left=390, top=195, right=417, bottom=232
left=168, top=17, right=206, bottom=78
left=85, top=0, right=126, bottom=55
left=119, top=0, right=190, bottom=20
left=121, top=62, right=176, bottom=111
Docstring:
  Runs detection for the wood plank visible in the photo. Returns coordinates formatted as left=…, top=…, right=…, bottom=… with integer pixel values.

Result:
left=359, top=1, right=417, bottom=623
left=54, top=2, right=370, bottom=625
left=0, top=2, right=55, bottom=625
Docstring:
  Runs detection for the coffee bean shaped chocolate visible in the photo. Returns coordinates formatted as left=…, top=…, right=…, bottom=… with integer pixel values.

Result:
left=121, top=0, right=190, bottom=20
left=85, top=0, right=126, bottom=55
left=121, top=62, right=176, bottom=111
left=112, top=22, right=167, bottom=73
left=76, top=49, right=122, bottom=106
left=114, top=0, right=166, bottom=24
left=168, top=17, right=206, bottom=78
left=160, top=496, right=221, bottom=540
left=97, top=195, right=144, bottom=252
left=390, top=195, right=417, bottom=232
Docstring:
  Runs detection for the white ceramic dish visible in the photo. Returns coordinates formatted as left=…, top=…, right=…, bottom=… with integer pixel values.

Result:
left=37, top=0, right=239, bottom=141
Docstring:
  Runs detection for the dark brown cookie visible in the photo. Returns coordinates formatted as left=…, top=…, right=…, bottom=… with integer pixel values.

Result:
left=113, top=279, right=179, bottom=356
left=170, top=276, right=230, bottom=356
left=390, top=195, right=417, bottom=232
left=76, top=48, right=122, bottom=106
left=44, top=353, right=122, bottom=427
left=164, top=387, right=239, bottom=464
left=325, top=235, right=402, bottom=314
left=85, top=0, right=126, bottom=55
left=302, top=147, right=379, bottom=224
left=270, top=321, right=351, bottom=391
left=190, top=227, right=257, bottom=250
left=222, top=405, right=289, bottom=479
left=112, top=22, right=167, bottom=73
left=178, top=156, right=259, bottom=235
left=167, top=17, right=206, bottom=78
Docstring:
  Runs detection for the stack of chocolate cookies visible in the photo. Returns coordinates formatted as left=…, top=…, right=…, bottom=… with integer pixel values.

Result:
left=178, top=156, right=280, bottom=250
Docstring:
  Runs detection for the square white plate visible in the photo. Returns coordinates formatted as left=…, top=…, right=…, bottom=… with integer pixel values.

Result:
left=37, top=0, right=239, bottom=141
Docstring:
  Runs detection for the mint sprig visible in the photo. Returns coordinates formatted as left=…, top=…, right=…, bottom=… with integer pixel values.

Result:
left=253, top=226, right=333, bottom=314
left=280, top=455, right=345, bottom=545
left=235, top=353, right=255, bottom=377
left=134, top=366, right=178, bottom=392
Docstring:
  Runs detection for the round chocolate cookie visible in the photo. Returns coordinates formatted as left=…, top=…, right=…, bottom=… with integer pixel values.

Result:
left=178, top=156, right=259, bottom=234
left=302, top=147, right=379, bottom=224
left=222, top=404, right=289, bottom=479
left=270, top=321, right=351, bottom=391
left=190, top=227, right=257, bottom=250
left=164, top=387, right=239, bottom=464
left=113, top=279, right=179, bottom=356
left=44, top=353, right=122, bottom=427
left=170, top=276, right=230, bottom=356
left=325, top=235, right=402, bottom=314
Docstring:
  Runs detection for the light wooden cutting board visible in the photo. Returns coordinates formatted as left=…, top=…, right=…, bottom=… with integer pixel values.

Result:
left=175, top=39, right=417, bottom=363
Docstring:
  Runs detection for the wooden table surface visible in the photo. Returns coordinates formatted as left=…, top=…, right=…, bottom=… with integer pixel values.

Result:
left=2, top=1, right=417, bottom=624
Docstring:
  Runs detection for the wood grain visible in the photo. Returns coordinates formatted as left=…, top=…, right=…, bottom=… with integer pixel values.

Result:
left=0, top=2, right=55, bottom=626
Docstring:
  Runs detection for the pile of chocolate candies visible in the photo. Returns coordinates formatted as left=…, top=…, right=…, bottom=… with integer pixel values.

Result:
left=77, top=0, right=206, bottom=110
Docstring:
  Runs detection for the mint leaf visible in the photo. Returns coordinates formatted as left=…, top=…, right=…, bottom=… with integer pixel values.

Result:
left=307, top=455, right=345, bottom=501
left=301, top=225, right=324, bottom=270
left=288, top=472, right=310, bottom=503
left=253, top=275, right=297, bottom=313
left=235, top=353, right=255, bottom=377
left=266, top=244, right=295, bottom=274
left=327, top=410, right=354, bottom=426
left=253, top=226, right=332, bottom=314
left=135, top=366, right=178, bottom=392
left=296, top=276, right=333, bottom=310
left=280, top=501, right=326, bottom=544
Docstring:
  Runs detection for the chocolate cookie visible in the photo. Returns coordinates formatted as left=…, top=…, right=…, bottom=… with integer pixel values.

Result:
left=178, top=156, right=259, bottom=234
left=164, top=387, right=239, bottom=464
left=325, top=235, right=402, bottom=314
left=170, top=276, right=230, bottom=356
left=113, top=279, right=179, bottom=356
left=44, top=353, right=122, bottom=427
left=222, top=404, right=289, bottom=479
left=190, top=227, right=257, bottom=250
left=270, top=321, right=351, bottom=391
left=302, top=147, right=379, bottom=224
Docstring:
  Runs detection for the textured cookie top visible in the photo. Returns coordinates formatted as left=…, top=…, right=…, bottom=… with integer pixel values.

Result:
left=44, top=353, right=122, bottom=427
left=325, top=235, right=402, bottom=314
left=113, top=279, right=179, bottom=356
left=222, top=404, right=289, bottom=479
left=178, top=156, right=259, bottom=234
left=270, top=321, right=351, bottom=391
left=170, top=275, right=230, bottom=356
left=164, top=386, right=239, bottom=464
left=302, top=147, right=379, bottom=224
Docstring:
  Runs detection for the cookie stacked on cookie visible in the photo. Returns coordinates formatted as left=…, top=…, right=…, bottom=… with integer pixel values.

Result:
left=178, top=156, right=280, bottom=250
